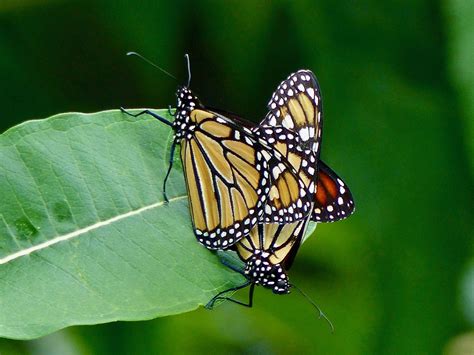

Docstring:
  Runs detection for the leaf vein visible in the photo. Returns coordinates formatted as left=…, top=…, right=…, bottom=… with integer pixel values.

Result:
left=0, top=195, right=187, bottom=265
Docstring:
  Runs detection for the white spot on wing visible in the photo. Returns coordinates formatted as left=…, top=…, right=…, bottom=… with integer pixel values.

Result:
left=272, top=165, right=281, bottom=179
left=300, top=127, right=310, bottom=141
left=282, top=115, right=294, bottom=129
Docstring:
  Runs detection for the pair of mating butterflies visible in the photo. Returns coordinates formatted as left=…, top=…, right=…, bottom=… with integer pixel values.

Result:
left=123, top=68, right=354, bottom=305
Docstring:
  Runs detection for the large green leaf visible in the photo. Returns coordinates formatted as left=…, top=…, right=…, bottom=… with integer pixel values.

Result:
left=0, top=109, right=247, bottom=340
left=0, top=109, right=319, bottom=340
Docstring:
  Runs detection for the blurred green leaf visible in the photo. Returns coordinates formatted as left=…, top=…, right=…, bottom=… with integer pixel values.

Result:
left=0, top=109, right=246, bottom=340
left=460, top=259, right=474, bottom=325
left=0, top=0, right=62, bottom=13
left=446, top=0, right=474, bottom=175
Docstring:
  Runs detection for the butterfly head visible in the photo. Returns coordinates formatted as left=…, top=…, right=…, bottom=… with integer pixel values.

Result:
left=174, top=86, right=203, bottom=139
left=176, top=86, right=202, bottom=112
left=245, top=251, right=290, bottom=294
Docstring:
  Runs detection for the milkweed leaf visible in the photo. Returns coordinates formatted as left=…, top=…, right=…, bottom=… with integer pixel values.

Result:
left=0, top=109, right=246, bottom=340
left=0, top=109, right=317, bottom=340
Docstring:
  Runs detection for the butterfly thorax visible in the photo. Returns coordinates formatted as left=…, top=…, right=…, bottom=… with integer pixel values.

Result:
left=173, top=86, right=203, bottom=140
left=244, top=250, right=290, bottom=294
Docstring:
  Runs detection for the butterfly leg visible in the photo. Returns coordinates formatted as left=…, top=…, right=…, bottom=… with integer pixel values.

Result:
left=120, top=107, right=173, bottom=127
left=162, top=139, right=177, bottom=203
left=219, top=256, right=246, bottom=276
left=205, top=282, right=254, bottom=309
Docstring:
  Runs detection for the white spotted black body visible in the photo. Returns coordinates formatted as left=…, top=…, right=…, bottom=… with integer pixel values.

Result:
left=244, top=251, right=290, bottom=294
left=173, top=86, right=202, bottom=140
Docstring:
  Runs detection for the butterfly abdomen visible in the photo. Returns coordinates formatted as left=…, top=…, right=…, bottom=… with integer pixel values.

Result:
left=244, top=252, right=290, bottom=294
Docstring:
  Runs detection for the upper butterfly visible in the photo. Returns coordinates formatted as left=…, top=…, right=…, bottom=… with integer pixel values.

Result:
left=252, top=69, right=355, bottom=223
left=121, top=60, right=312, bottom=250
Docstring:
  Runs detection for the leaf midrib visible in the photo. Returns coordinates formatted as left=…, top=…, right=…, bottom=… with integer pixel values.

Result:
left=0, top=195, right=187, bottom=265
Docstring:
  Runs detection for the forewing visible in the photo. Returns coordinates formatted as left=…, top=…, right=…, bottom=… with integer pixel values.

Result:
left=182, top=109, right=270, bottom=249
left=258, top=69, right=323, bottom=181
left=257, top=142, right=313, bottom=223
left=253, top=70, right=323, bottom=223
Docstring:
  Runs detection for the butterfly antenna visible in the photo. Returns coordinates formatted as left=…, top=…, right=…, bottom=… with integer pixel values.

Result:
left=184, top=53, right=191, bottom=87
left=126, top=52, right=177, bottom=81
left=292, top=284, right=334, bottom=332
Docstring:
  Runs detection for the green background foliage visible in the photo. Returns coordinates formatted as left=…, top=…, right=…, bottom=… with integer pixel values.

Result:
left=0, top=0, right=472, bottom=354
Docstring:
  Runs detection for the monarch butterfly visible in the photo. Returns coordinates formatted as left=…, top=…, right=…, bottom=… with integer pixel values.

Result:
left=121, top=56, right=313, bottom=250
left=207, top=70, right=354, bottom=311
left=206, top=219, right=333, bottom=329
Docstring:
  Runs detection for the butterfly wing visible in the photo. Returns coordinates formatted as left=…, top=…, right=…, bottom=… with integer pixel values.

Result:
left=180, top=108, right=271, bottom=249
left=279, top=219, right=309, bottom=270
left=255, top=127, right=313, bottom=223
left=312, top=160, right=355, bottom=222
left=181, top=107, right=311, bottom=249
left=207, top=107, right=315, bottom=224
left=257, top=70, right=323, bottom=179
left=205, top=110, right=314, bottom=225
left=235, top=218, right=309, bottom=270
left=254, top=70, right=323, bottom=222
left=255, top=70, right=356, bottom=223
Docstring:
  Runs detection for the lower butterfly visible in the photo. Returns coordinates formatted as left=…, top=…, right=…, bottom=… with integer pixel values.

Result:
left=207, top=220, right=309, bottom=303
left=206, top=218, right=333, bottom=329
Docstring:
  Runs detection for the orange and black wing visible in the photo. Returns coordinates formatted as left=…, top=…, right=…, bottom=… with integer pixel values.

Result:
left=255, top=127, right=313, bottom=223
left=256, top=70, right=323, bottom=183
left=253, top=70, right=323, bottom=222
left=180, top=108, right=271, bottom=249
left=312, top=160, right=355, bottom=222
left=181, top=108, right=311, bottom=249
left=235, top=219, right=309, bottom=270
left=207, top=106, right=314, bottom=225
